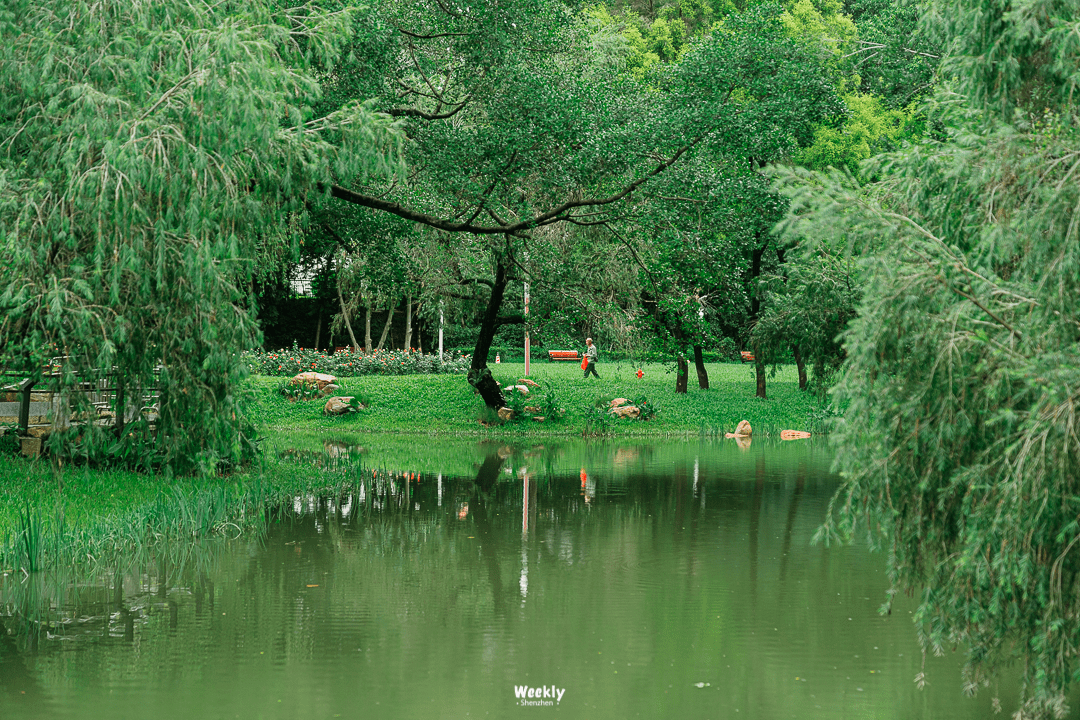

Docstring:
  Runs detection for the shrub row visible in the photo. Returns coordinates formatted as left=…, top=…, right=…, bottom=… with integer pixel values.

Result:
left=243, top=345, right=471, bottom=377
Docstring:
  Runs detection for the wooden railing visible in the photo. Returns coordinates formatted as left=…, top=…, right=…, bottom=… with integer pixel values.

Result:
left=1, top=362, right=160, bottom=437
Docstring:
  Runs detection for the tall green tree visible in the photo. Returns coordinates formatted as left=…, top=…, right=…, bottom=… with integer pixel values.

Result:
left=323, top=2, right=842, bottom=409
left=774, top=0, right=1080, bottom=715
left=0, top=0, right=402, bottom=471
left=750, top=238, right=859, bottom=393
left=842, top=0, right=939, bottom=108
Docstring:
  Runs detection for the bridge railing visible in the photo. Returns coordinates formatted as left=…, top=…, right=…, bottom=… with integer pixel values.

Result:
left=1, top=360, right=160, bottom=437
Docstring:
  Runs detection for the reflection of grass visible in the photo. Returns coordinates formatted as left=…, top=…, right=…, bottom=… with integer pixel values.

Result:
left=0, top=428, right=835, bottom=579
left=248, top=362, right=822, bottom=438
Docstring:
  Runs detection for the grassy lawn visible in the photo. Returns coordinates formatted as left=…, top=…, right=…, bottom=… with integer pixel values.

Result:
left=0, top=360, right=827, bottom=574
left=249, top=360, right=826, bottom=438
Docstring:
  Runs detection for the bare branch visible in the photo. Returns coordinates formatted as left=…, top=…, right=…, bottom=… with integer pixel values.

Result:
left=398, top=28, right=475, bottom=39
left=387, top=103, right=468, bottom=120
left=330, top=136, right=704, bottom=234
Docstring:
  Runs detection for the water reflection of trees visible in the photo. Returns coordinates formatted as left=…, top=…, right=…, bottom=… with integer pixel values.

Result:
left=1, top=439, right=835, bottom=700
left=0, top=534, right=240, bottom=660
left=261, top=441, right=834, bottom=617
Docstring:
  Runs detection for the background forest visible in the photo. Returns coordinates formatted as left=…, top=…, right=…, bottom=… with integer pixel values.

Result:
left=2, top=0, right=1080, bottom=716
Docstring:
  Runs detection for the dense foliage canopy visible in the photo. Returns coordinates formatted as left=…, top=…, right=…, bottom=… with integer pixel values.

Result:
left=775, top=0, right=1080, bottom=715
left=0, top=0, right=402, bottom=471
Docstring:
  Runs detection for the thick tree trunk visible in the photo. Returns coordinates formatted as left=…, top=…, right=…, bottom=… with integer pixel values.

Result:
left=792, top=344, right=807, bottom=391
left=754, top=341, right=767, bottom=399
left=375, top=304, right=394, bottom=351
left=337, top=282, right=360, bottom=352
left=364, top=305, right=372, bottom=354
left=314, top=309, right=322, bottom=350
left=750, top=243, right=766, bottom=399
left=404, top=294, right=413, bottom=351
left=676, top=354, right=688, bottom=393
left=468, top=254, right=509, bottom=410
left=692, top=344, right=709, bottom=389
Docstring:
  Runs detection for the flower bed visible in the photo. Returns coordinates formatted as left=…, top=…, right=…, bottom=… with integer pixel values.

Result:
left=243, top=346, right=470, bottom=377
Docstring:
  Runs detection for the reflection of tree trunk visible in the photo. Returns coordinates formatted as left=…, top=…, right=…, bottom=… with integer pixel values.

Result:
left=376, top=303, right=395, bottom=351
left=471, top=453, right=507, bottom=615
left=749, top=453, right=765, bottom=595
left=792, top=345, right=807, bottom=391
left=684, top=463, right=701, bottom=592
left=364, top=305, right=372, bottom=354
left=468, top=252, right=510, bottom=410
left=404, top=295, right=413, bottom=351
left=474, top=453, right=505, bottom=492
left=692, top=345, right=710, bottom=389
left=779, top=461, right=806, bottom=583
left=676, top=354, right=688, bottom=393
left=673, top=468, right=685, bottom=539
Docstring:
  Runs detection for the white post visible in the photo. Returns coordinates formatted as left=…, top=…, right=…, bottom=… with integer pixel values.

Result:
left=439, top=302, right=444, bottom=366
left=524, top=279, right=530, bottom=376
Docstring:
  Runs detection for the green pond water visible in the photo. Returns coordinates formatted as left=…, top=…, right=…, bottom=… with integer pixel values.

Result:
left=0, top=437, right=1062, bottom=719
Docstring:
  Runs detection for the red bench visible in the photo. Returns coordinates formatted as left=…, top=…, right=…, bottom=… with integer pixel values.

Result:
left=548, top=350, right=581, bottom=362
left=740, top=351, right=755, bottom=363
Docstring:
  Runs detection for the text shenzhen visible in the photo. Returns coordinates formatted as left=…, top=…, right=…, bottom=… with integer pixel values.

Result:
left=514, top=685, right=566, bottom=706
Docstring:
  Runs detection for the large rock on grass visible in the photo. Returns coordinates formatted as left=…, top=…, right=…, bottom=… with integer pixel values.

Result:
left=725, top=420, right=753, bottom=438
left=291, top=372, right=337, bottom=392
left=324, top=396, right=361, bottom=415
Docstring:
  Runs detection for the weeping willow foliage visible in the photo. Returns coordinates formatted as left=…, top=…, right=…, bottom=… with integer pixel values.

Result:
left=774, top=0, right=1080, bottom=716
left=0, top=0, right=403, bottom=472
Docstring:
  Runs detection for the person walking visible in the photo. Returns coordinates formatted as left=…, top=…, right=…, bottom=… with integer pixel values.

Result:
left=583, top=337, right=600, bottom=378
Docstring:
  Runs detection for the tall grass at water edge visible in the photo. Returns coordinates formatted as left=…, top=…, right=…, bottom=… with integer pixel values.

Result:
left=0, top=461, right=327, bottom=578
